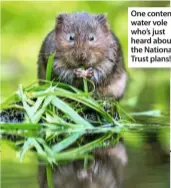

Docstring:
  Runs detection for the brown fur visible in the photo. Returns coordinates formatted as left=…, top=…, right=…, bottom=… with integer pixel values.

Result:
left=38, top=142, right=127, bottom=188
left=37, top=12, right=127, bottom=100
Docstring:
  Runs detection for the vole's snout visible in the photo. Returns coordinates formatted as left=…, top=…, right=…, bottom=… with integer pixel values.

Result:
left=78, top=53, right=85, bottom=61
left=75, top=52, right=87, bottom=65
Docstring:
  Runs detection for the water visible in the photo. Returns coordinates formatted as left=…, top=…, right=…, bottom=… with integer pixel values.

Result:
left=1, top=124, right=169, bottom=188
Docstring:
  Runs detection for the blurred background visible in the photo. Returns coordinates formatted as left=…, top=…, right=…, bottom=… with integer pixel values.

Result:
left=1, top=1, right=170, bottom=188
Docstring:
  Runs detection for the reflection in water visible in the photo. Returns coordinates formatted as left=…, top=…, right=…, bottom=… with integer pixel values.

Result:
left=38, top=141, right=127, bottom=188
left=1, top=128, right=169, bottom=188
left=123, top=129, right=169, bottom=188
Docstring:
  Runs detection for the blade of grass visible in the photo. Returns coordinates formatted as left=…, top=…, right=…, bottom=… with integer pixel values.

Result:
left=1, top=92, right=20, bottom=109
left=39, top=153, right=93, bottom=163
left=51, top=97, right=93, bottom=128
left=130, top=110, right=161, bottom=117
left=116, top=103, right=135, bottom=122
left=46, top=164, right=54, bottom=188
left=52, top=131, right=85, bottom=153
left=51, top=134, right=113, bottom=161
left=1, top=123, right=40, bottom=130
left=46, top=53, right=55, bottom=81
left=19, top=138, right=46, bottom=161
left=83, top=77, right=88, bottom=95
left=18, top=85, right=36, bottom=120
left=31, top=95, right=54, bottom=123
left=19, top=138, right=33, bottom=161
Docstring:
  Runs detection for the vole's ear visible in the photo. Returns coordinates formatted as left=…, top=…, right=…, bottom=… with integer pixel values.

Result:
left=56, top=13, right=67, bottom=28
left=95, top=14, right=110, bottom=32
left=95, top=14, right=107, bottom=25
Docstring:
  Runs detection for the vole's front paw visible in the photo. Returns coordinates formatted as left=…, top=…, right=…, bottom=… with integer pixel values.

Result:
left=74, top=68, right=84, bottom=78
left=74, top=68, right=93, bottom=78
left=86, top=67, right=93, bottom=78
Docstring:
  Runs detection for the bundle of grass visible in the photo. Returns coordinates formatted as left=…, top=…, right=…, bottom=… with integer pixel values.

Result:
left=1, top=54, right=125, bottom=188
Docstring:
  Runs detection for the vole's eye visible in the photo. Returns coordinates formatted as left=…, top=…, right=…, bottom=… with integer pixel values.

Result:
left=67, top=33, right=75, bottom=42
left=89, top=34, right=95, bottom=42
left=69, top=35, right=75, bottom=41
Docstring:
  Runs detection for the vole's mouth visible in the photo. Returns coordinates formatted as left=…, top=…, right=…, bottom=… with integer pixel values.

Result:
left=77, top=60, right=87, bottom=66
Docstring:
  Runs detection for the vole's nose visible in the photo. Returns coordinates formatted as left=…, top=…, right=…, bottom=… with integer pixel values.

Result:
left=76, top=52, right=86, bottom=64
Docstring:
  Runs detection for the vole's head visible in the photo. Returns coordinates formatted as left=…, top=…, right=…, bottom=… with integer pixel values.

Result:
left=55, top=12, right=113, bottom=68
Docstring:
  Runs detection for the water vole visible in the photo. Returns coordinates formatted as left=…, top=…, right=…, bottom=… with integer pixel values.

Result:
left=37, top=12, right=127, bottom=100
